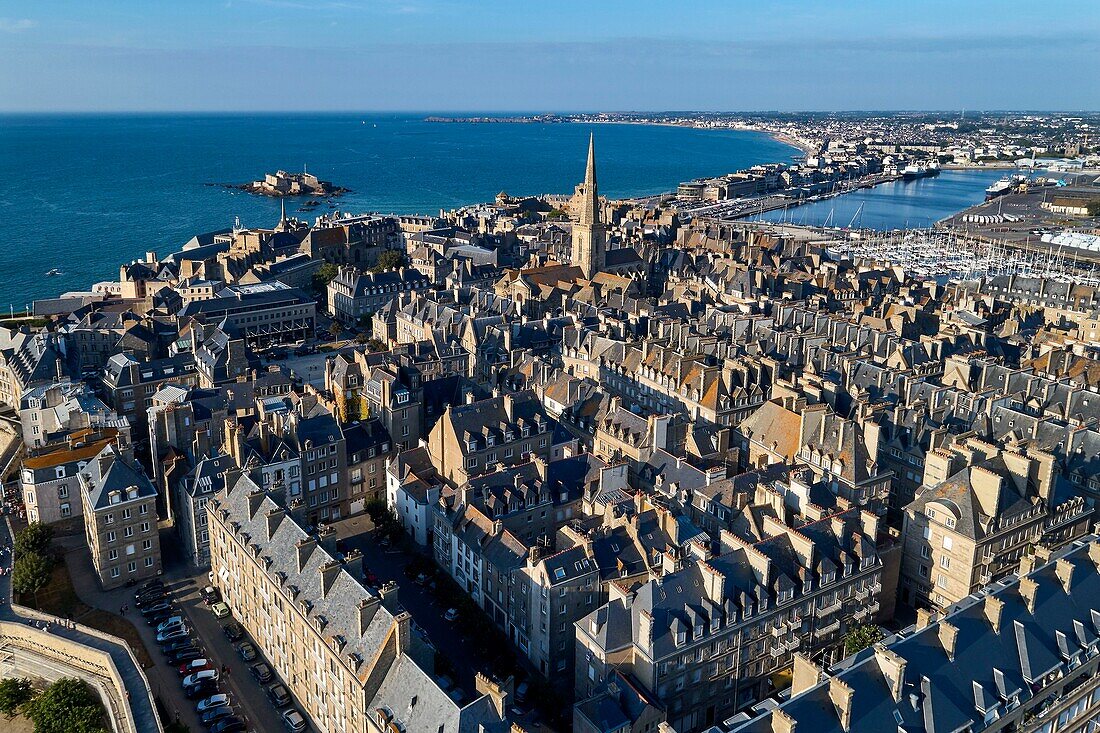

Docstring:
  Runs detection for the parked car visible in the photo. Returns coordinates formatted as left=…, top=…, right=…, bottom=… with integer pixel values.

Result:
left=147, top=613, right=180, bottom=630
left=414, top=573, right=430, bottom=586
left=268, top=683, right=291, bottom=707
left=514, top=680, right=530, bottom=706
left=210, top=718, right=247, bottom=733
left=184, top=678, right=219, bottom=700
left=250, top=662, right=273, bottom=684
left=182, top=669, right=219, bottom=688
left=196, top=693, right=231, bottom=713
left=200, top=586, right=221, bottom=605
left=156, top=616, right=186, bottom=633
left=167, top=648, right=203, bottom=666
left=161, top=639, right=195, bottom=655
left=211, top=602, right=231, bottom=619
left=443, top=608, right=458, bottom=622
left=200, top=706, right=236, bottom=727
left=141, top=602, right=173, bottom=617
left=178, top=658, right=214, bottom=676
left=156, top=620, right=188, bottom=638
left=282, top=708, right=308, bottom=732
left=235, top=641, right=257, bottom=662
left=222, top=623, right=243, bottom=642
left=134, top=590, right=166, bottom=607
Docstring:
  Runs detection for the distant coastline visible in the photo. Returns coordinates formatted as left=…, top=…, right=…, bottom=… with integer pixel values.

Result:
left=422, top=114, right=814, bottom=168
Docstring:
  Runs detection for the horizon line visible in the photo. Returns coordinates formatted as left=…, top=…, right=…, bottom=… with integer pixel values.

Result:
left=2, top=108, right=1098, bottom=115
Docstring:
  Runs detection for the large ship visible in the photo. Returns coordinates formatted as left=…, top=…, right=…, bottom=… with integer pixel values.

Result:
left=901, top=164, right=927, bottom=180
left=901, top=161, right=940, bottom=180
left=985, top=176, right=1013, bottom=200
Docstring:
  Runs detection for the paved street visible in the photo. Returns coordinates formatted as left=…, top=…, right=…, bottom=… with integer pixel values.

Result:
left=331, top=515, right=490, bottom=692
left=60, top=529, right=292, bottom=733
left=331, top=515, right=556, bottom=730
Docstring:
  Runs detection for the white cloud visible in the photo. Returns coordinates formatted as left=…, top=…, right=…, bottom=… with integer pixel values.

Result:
left=0, top=18, right=35, bottom=33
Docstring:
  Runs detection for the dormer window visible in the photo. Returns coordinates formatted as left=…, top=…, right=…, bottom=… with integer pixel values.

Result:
left=466, top=440, right=477, bottom=452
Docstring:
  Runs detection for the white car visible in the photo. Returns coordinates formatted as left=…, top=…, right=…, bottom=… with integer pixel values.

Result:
left=196, top=693, right=230, bottom=713
left=182, top=669, right=219, bottom=688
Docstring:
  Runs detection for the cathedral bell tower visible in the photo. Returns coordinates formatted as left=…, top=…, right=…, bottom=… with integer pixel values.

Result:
left=571, top=133, right=606, bottom=279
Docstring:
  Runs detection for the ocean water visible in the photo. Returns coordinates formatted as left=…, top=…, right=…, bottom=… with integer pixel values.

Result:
left=748, top=169, right=1008, bottom=230
left=0, top=114, right=800, bottom=307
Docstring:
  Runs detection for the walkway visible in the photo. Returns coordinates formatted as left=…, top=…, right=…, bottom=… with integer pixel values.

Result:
left=0, top=517, right=162, bottom=733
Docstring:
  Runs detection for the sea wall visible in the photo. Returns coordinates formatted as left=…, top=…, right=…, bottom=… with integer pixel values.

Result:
left=0, top=618, right=153, bottom=733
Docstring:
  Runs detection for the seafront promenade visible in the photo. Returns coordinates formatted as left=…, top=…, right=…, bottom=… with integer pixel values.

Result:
left=0, top=517, right=162, bottom=733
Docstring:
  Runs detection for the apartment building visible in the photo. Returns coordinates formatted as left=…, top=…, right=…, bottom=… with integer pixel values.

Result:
left=327, top=265, right=432, bottom=324
left=17, top=378, right=125, bottom=451
left=574, top=507, right=884, bottom=732
left=726, top=536, right=1100, bottom=733
left=900, top=435, right=1093, bottom=611
left=344, top=418, right=393, bottom=512
left=207, top=473, right=511, bottom=733
left=21, top=428, right=130, bottom=525
left=175, top=453, right=234, bottom=567
left=79, top=444, right=162, bottom=590
left=178, top=281, right=316, bottom=348
left=102, top=352, right=198, bottom=440
left=427, top=390, right=555, bottom=486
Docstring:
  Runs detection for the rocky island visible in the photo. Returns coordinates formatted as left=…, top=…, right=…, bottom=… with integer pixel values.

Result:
left=220, top=169, right=350, bottom=197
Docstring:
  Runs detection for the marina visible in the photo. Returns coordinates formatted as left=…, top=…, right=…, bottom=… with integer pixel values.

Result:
left=746, top=169, right=1007, bottom=230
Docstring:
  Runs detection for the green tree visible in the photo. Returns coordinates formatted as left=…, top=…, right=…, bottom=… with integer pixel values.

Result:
left=1087, top=201, right=1100, bottom=217
left=23, top=678, right=108, bottom=733
left=12, top=551, right=53, bottom=600
left=312, top=263, right=340, bottom=294
left=0, top=677, right=34, bottom=717
left=369, top=250, right=406, bottom=273
left=14, top=522, right=54, bottom=558
left=843, top=623, right=884, bottom=657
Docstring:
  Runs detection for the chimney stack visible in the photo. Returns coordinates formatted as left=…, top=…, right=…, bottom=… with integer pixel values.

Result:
left=915, top=608, right=934, bottom=631
left=827, top=677, right=854, bottom=732
left=1019, top=576, right=1039, bottom=614
left=983, top=595, right=1004, bottom=634
left=1055, top=558, right=1075, bottom=594
left=771, top=709, right=797, bottom=733
left=938, top=621, right=959, bottom=661
left=874, top=644, right=907, bottom=702
left=791, top=653, right=821, bottom=697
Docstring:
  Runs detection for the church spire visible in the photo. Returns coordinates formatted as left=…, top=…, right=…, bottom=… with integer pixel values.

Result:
left=585, top=131, right=597, bottom=191
left=276, top=198, right=288, bottom=232
left=572, top=132, right=605, bottom=279
left=580, top=132, right=600, bottom=227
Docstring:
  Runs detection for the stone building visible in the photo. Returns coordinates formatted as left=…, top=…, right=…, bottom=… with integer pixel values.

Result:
left=79, top=444, right=162, bottom=590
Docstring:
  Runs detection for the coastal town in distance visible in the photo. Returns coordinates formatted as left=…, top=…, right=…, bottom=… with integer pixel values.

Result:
left=4, top=4, right=1100, bottom=733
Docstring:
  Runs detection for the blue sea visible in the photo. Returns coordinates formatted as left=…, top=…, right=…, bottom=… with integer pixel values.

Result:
left=0, top=114, right=1000, bottom=308
left=748, top=169, right=1007, bottom=230
left=0, top=113, right=800, bottom=308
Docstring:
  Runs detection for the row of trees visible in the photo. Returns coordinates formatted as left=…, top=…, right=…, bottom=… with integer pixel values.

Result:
left=11, top=523, right=56, bottom=603
left=0, top=677, right=108, bottom=733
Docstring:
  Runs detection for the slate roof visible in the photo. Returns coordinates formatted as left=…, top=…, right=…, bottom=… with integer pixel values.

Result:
left=80, top=444, right=157, bottom=510
left=727, top=536, right=1100, bottom=733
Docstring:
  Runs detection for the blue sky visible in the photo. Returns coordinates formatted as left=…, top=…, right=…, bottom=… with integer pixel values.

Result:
left=1, top=0, right=1097, bottom=111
